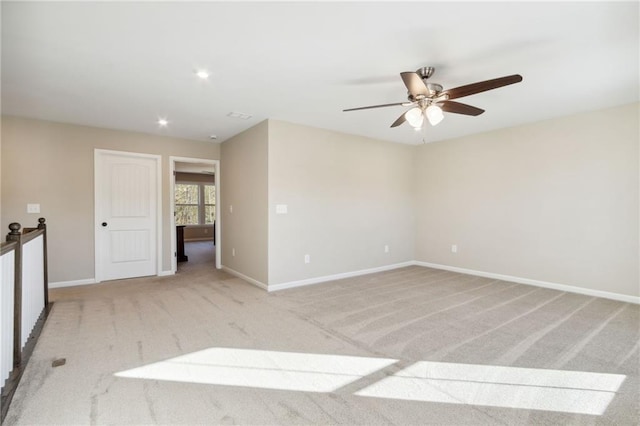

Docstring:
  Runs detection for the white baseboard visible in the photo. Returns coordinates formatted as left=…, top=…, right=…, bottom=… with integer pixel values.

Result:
left=221, top=266, right=268, bottom=291
left=268, top=261, right=416, bottom=292
left=51, top=270, right=174, bottom=288
left=414, top=261, right=640, bottom=304
left=185, top=238, right=214, bottom=242
left=49, top=262, right=638, bottom=305
left=49, top=278, right=97, bottom=289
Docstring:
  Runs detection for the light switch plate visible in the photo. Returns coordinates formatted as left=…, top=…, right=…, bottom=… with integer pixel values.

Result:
left=27, top=203, right=40, bottom=213
left=276, top=204, right=288, bottom=214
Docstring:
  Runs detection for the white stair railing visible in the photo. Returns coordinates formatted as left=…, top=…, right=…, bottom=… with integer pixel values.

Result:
left=0, top=244, right=16, bottom=388
left=0, top=218, right=49, bottom=422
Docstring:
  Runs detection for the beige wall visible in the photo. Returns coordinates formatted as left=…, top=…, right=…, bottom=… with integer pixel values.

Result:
left=267, top=120, right=414, bottom=286
left=414, top=103, right=639, bottom=297
left=183, top=226, right=214, bottom=241
left=1, top=116, right=219, bottom=283
left=175, top=172, right=215, bottom=183
left=219, top=120, right=269, bottom=284
left=4, top=103, right=637, bottom=298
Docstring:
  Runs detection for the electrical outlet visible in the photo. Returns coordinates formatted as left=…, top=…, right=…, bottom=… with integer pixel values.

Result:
left=27, top=203, right=40, bottom=213
left=232, top=248, right=236, bottom=257
left=384, top=245, right=389, bottom=253
left=451, top=244, right=458, bottom=253
left=229, top=205, right=233, bottom=213
left=304, top=254, right=310, bottom=264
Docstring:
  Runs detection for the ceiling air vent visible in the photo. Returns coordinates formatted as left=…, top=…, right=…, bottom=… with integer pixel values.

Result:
left=227, top=112, right=252, bottom=120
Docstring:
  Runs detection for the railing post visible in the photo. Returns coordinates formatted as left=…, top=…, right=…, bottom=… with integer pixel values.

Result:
left=6, top=223, right=21, bottom=242
left=6, top=223, right=22, bottom=368
left=37, top=218, right=49, bottom=306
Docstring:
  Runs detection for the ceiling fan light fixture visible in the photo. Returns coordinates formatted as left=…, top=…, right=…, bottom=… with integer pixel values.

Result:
left=405, top=107, right=424, bottom=129
left=426, top=105, right=444, bottom=126
left=342, top=67, right=522, bottom=132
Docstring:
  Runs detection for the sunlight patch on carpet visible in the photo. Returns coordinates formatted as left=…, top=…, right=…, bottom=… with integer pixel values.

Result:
left=115, top=347, right=397, bottom=393
left=355, top=361, right=626, bottom=415
left=115, top=348, right=625, bottom=415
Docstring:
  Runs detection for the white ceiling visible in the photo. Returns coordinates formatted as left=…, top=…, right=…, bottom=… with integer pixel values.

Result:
left=2, top=2, right=638, bottom=145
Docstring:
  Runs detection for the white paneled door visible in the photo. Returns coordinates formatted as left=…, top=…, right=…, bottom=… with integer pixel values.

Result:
left=95, top=150, right=160, bottom=282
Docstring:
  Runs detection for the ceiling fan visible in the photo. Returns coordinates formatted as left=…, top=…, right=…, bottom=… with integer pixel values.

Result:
left=343, top=67, right=523, bottom=129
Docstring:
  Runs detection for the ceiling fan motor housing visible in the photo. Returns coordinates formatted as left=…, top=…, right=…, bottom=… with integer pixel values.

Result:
left=425, top=83, right=443, bottom=96
left=408, top=83, right=443, bottom=101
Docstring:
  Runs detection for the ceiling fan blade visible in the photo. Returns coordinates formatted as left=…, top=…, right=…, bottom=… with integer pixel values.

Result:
left=343, top=102, right=405, bottom=112
left=390, top=111, right=407, bottom=128
left=440, top=100, right=485, bottom=116
left=443, top=74, right=523, bottom=100
left=400, top=72, right=429, bottom=97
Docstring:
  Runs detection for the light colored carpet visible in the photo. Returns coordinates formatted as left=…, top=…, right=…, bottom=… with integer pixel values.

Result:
left=4, top=245, right=639, bottom=425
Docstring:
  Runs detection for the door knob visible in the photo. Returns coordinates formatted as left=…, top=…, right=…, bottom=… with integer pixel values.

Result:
left=101, top=222, right=108, bottom=227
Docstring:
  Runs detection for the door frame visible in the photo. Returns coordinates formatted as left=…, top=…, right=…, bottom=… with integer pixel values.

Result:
left=169, top=156, right=221, bottom=273
left=94, top=149, right=162, bottom=283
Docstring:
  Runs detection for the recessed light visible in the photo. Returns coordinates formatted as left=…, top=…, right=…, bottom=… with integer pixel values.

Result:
left=195, top=69, right=210, bottom=80
left=157, top=118, right=169, bottom=127
left=227, top=111, right=252, bottom=120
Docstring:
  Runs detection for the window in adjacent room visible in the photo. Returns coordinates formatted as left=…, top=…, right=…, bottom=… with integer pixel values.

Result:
left=175, top=183, right=215, bottom=225
left=204, top=184, right=215, bottom=224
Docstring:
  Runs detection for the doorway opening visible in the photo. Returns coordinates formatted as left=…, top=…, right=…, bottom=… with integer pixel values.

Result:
left=169, top=157, right=220, bottom=274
